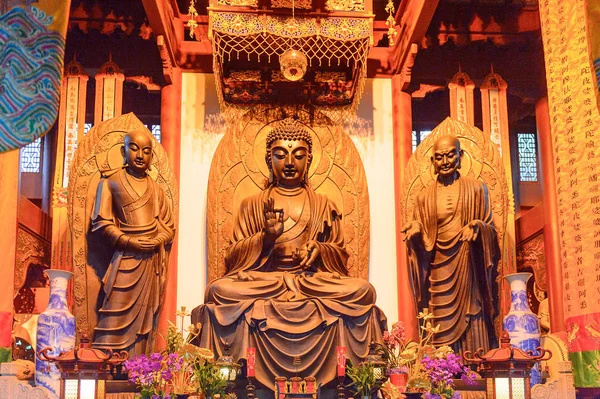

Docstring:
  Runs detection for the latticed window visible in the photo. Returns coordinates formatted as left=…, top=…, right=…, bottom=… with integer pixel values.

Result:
left=144, top=125, right=162, bottom=143
left=411, top=130, right=433, bottom=152
left=20, top=138, right=42, bottom=173
left=517, top=133, right=538, bottom=182
left=84, top=123, right=93, bottom=135
left=151, top=125, right=161, bottom=143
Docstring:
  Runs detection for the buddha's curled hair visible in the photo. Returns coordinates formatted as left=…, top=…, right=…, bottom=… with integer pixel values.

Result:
left=266, top=118, right=313, bottom=154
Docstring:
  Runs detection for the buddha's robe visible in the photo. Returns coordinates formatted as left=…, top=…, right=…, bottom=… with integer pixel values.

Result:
left=91, top=169, right=175, bottom=355
left=408, top=175, right=499, bottom=353
left=193, top=187, right=386, bottom=388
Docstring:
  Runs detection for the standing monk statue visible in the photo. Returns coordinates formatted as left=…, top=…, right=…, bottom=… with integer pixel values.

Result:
left=193, top=117, right=385, bottom=387
left=90, top=129, right=175, bottom=355
left=402, top=134, right=499, bottom=353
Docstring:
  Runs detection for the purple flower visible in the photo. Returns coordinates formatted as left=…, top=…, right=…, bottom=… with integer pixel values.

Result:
left=461, top=370, right=478, bottom=385
left=124, top=352, right=180, bottom=396
left=166, top=353, right=184, bottom=372
left=421, top=353, right=472, bottom=398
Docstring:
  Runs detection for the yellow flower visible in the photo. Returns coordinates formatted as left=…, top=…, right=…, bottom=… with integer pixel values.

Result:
left=435, top=346, right=454, bottom=359
left=400, top=348, right=417, bottom=362
left=417, top=309, right=434, bottom=320
left=421, top=321, right=440, bottom=334
left=197, top=347, right=216, bottom=361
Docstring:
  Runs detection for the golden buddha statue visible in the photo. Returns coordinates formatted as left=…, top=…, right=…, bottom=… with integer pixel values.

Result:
left=192, top=118, right=386, bottom=388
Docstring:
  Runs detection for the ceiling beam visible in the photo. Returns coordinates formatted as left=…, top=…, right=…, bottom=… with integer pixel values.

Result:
left=389, top=0, right=439, bottom=87
left=142, top=0, right=184, bottom=84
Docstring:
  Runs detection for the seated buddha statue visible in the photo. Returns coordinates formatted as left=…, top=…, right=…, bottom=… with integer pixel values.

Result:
left=192, top=118, right=386, bottom=388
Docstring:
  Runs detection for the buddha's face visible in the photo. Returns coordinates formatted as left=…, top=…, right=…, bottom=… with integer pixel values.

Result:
left=122, top=130, right=153, bottom=176
left=431, top=136, right=462, bottom=177
left=270, top=139, right=310, bottom=188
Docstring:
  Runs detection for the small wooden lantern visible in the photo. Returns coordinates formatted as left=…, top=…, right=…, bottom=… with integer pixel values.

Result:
left=360, top=342, right=387, bottom=381
left=38, top=333, right=127, bottom=399
left=463, top=331, right=552, bottom=399
left=216, top=344, right=241, bottom=382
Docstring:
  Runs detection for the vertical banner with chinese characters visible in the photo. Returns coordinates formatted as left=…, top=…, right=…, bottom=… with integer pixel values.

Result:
left=52, top=59, right=88, bottom=272
left=480, top=72, right=517, bottom=318
left=539, top=0, right=600, bottom=387
left=94, top=56, right=124, bottom=125
left=448, top=70, right=475, bottom=126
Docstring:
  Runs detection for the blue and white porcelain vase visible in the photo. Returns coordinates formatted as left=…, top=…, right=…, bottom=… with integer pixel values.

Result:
left=35, top=269, right=76, bottom=398
left=502, top=272, right=541, bottom=386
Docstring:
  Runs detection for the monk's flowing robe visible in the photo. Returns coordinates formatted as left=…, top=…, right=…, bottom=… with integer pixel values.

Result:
left=408, top=175, right=499, bottom=353
left=91, top=168, right=175, bottom=355
left=192, top=187, right=386, bottom=389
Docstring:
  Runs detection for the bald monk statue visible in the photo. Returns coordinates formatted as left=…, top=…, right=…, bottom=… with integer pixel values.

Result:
left=90, top=129, right=175, bottom=355
left=192, top=118, right=386, bottom=387
left=402, top=135, right=499, bottom=353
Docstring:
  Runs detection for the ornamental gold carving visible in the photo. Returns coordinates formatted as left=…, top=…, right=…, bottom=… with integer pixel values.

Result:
left=228, top=70, right=262, bottom=82
left=271, top=0, right=312, bottom=9
left=517, top=232, right=547, bottom=292
left=324, top=0, right=364, bottom=12
left=14, top=227, right=50, bottom=298
left=217, top=0, right=259, bottom=7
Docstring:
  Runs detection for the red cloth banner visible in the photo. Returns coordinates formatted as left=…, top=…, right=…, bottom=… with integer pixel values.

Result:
left=337, top=346, right=346, bottom=377
left=246, top=347, right=256, bottom=377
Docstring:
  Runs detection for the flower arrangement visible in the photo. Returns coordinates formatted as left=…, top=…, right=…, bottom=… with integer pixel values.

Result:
left=164, top=319, right=229, bottom=398
left=124, top=314, right=226, bottom=398
left=193, top=354, right=227, bottom=398
left=124, top=352, right=183, bottom=398
left=420, top=351, right=477, bottom=399
left=346, top=361, right=383, bottom=398
left=377, top=310, right=440, bottom=391
left=379, top=320, right=410, bottom=372
left=165, top=321, right=215, bottom=395
left=378, top=310, right=477, bottom=398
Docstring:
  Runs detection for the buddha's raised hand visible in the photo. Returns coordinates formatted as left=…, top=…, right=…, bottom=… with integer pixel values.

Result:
left=263, top=197, right=284, bottom=242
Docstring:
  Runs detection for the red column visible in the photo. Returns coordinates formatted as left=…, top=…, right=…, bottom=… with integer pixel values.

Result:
left=0, top=149, right=19, bottom=361
left=157, top=68, right=182, bottom=346
left=392, top=75, right=417, bottom=339
left=536, top=97, right=565, bottom=333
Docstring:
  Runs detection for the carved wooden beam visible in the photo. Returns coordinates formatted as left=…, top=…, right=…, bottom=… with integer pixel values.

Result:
left=141, top=0, right=184, bottom=84
left=389, top=0, right=439, bottom=86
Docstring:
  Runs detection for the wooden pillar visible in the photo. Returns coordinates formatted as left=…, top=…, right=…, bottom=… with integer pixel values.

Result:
left=536, top=97, right=564, bottom=333
left=157, top=67, right=182, bottom=346
left=392, top=75, right=417, bottom=339
left=0, top=150, right=20, bottom=362
left=51, top=59, right=88, bottom=273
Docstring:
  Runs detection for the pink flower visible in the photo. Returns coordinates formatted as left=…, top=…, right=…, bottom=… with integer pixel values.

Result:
left=391, top=322, right=406, bottom=345
left=383, top=331, right=398, bottom=350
